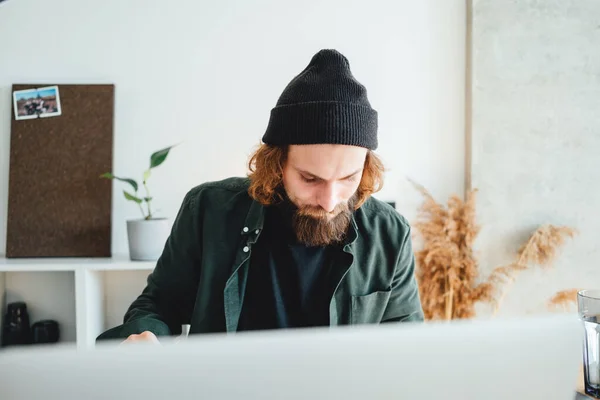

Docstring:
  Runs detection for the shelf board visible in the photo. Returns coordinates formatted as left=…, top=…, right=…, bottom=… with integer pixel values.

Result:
left=0, top=255, right=155, bottom=272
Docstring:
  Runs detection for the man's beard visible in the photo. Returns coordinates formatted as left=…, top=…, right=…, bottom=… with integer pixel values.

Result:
left=288, top=194, right=357, bottom=247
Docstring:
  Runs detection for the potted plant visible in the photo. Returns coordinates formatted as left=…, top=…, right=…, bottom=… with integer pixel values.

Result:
left=101, top=145, right=176, bottom=261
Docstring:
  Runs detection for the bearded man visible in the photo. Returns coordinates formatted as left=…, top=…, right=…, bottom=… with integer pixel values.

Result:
left=97, top=49, right=424, bottom=344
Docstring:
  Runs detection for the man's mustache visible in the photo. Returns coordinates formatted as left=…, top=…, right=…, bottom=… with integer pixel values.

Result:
left=296, top=202, right=350, bottom=219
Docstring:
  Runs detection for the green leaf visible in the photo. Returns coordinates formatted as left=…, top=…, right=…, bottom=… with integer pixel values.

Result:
left=149, top=145, right=176, bottom=169
left=123, top=190, right=143, bottom=204
left=143, top=169, right=151, bottom=183
left=101, top=172, right=139, bottom=192
left=143, top=197, right=153, bottom=202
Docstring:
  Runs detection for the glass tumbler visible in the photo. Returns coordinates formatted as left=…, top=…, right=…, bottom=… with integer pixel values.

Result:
left=579, top=290, right=600, bottom=398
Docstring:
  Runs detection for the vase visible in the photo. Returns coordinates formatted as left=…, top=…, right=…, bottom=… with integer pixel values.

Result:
left=126, top=218, right=171, bottom=261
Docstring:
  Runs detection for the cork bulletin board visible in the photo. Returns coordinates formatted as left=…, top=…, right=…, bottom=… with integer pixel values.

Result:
left=6, top=84, right=114, bottom=258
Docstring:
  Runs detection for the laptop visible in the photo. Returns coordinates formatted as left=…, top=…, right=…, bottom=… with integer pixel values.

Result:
left=0, top=314, right=583, bottom=399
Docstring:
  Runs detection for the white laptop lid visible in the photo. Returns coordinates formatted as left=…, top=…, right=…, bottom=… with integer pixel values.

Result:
left=0, top=314, right=582, bottom=400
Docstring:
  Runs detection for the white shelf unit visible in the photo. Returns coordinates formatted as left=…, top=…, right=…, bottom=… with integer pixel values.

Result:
left=0, top=256, right=155, bottom=349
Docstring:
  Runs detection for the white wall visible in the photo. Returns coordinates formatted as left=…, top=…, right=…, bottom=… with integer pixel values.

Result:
left=103, top=270, right=152, bottom=330
left=0, top=0, right=466, bottom=256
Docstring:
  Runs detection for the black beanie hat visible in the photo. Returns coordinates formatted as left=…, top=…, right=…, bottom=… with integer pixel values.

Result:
left=262, top=49, right=378, bottom=150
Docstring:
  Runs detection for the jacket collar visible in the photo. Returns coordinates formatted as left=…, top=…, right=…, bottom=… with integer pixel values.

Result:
left=345, top=215, right=359, bottom=248
left=241, top=199, right=266, bottom=237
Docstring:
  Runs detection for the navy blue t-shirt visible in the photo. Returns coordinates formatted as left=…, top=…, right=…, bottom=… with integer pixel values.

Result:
left=237, top=205, right=340, bottom=331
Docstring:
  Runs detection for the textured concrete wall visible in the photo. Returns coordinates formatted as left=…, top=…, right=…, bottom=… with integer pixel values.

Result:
left=472, top=0, right=600, bottom=317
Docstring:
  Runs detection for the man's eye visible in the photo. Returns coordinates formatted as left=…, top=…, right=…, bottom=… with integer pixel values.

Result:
left=301, top=176, right=316, bottom=183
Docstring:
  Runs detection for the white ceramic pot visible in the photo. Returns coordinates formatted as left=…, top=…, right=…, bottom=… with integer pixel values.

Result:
left=126, top=218, right=171, bottom=261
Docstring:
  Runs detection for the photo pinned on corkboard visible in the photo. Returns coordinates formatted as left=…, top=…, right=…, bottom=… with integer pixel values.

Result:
left=12, top=85, right=62, bottom=120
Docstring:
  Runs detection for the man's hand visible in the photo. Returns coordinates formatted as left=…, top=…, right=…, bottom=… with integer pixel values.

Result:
left=121, top=331, right=160, bottom=345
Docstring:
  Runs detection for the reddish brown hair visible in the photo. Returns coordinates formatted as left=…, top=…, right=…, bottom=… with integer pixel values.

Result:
left=247, top=143, right=385, bottom=209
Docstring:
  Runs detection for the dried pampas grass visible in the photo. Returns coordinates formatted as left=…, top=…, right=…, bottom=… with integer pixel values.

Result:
left=410, top=179, right=576, bottom=320
left=410, top=179, right=485, bottom=320
left=486, top=225, right=577, bottom=315
left=547, top=288, right=581, bottom=311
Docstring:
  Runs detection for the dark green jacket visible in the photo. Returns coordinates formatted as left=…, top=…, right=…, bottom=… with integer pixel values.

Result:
left=97, top=177, right=423, bottom=341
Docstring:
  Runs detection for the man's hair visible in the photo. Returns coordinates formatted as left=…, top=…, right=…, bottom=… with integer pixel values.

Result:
left=247, top=143, right=385, bottom=209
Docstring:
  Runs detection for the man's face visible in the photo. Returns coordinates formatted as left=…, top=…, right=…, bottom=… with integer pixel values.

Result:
left=282, top=144, right=367, bottom=246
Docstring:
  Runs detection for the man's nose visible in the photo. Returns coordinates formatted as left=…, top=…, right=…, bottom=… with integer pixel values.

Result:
left=317, top=183, right=338, bottom=213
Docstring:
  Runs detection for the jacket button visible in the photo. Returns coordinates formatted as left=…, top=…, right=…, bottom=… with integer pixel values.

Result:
left=243, top=227, right=249, bottom=233
left=243, top=246, right=249, bottom=252
left=255, top=229, right=260, bottom=234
